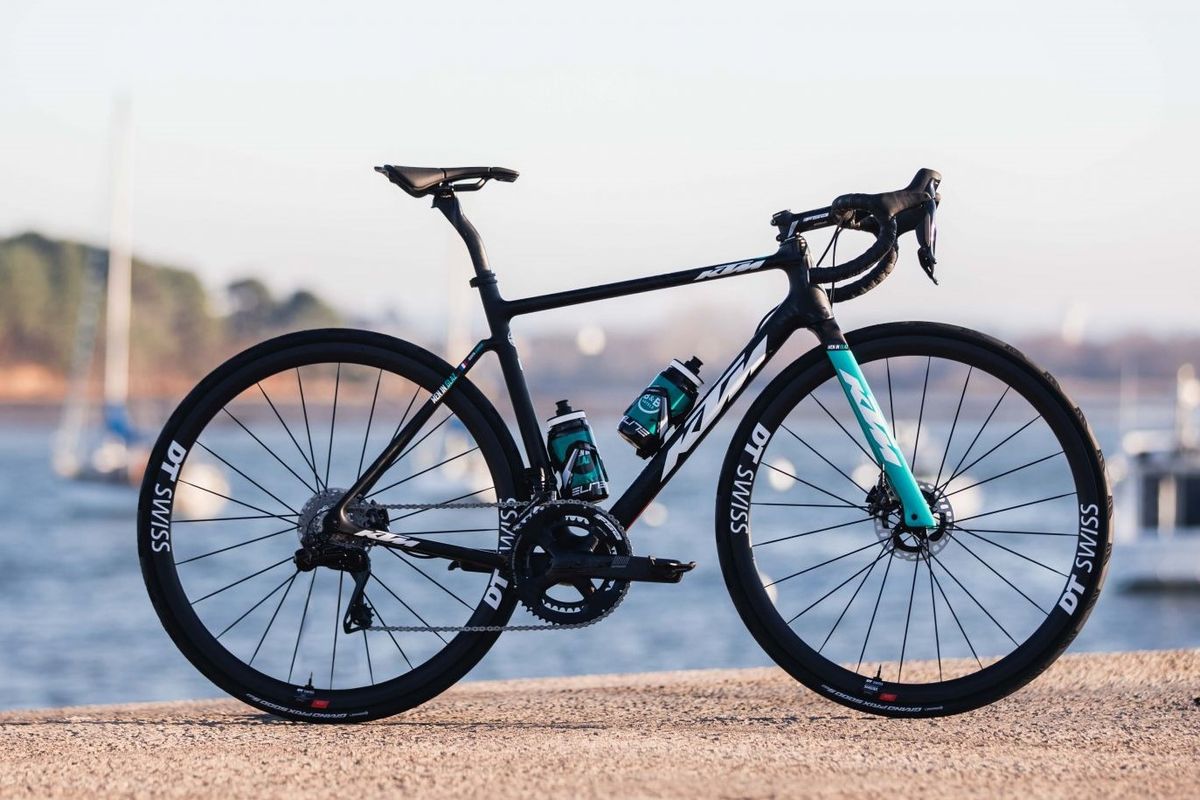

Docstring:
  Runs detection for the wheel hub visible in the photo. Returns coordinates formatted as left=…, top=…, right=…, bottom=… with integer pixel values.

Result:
left=870, top=480, right=954, bottom=561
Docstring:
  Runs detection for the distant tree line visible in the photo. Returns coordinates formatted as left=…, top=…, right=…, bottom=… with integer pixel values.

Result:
left=0, top=232, right=341, bottom=381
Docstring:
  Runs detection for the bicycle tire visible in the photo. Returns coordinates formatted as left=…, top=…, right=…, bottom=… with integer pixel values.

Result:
left=138, top=329, right=524, bottom=722
left=716, top=321, right=1111, bottom=717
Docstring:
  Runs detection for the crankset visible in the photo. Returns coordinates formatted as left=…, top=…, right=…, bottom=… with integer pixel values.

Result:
left=510, top=500, right=695, bottom=625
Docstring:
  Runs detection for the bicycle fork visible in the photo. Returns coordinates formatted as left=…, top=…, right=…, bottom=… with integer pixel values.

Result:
left=825, top=345, right=937, bottom=528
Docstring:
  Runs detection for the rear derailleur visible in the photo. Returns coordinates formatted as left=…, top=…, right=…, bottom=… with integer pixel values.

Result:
left=293, top=489, right=390, bottom=634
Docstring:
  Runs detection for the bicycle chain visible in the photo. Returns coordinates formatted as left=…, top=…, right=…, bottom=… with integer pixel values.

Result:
left=351, top=498, right=617, bottom=633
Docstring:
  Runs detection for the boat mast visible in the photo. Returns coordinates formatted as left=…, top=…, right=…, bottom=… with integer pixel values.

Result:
left=103, top=98, right=133, bottom=441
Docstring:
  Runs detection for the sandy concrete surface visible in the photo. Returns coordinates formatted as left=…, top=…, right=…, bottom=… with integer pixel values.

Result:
left=1, top=649, right=1196, bottom=799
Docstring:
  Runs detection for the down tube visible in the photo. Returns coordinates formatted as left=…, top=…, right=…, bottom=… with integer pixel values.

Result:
left=825, top=348, right=937, bottom=528
left=610, top=332, right=774, bottom=528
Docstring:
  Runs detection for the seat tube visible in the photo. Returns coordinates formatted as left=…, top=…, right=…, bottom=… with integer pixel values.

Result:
left=822, top=339, right=937, bottom=529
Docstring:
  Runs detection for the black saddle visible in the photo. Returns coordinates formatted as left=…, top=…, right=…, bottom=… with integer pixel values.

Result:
left=375, top=164, right=519, bottom=197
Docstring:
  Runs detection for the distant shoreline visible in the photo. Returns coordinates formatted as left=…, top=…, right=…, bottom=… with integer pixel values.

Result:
left=1, top=650, right=1196, bottom=798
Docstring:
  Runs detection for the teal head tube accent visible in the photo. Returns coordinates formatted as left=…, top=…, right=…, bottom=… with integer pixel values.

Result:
left=825, top=348, right=938, bottom=529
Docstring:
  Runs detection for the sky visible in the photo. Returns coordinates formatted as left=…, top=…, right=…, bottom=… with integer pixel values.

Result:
left=3, top=0, right=1198, bottom=342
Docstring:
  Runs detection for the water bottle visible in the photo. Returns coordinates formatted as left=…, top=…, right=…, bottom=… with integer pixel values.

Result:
left=546, top=400, right=610, bottom=501
left=618, top=356, right=703, bottom=458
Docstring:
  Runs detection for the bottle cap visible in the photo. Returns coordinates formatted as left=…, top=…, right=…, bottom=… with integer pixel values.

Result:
left=548, top=400, right=587, bottom=426
left=670, top=357, right=703, bottom=387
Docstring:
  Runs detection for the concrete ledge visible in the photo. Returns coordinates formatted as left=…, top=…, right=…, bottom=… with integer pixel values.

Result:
left=1, top=649, right=1197, bottom=799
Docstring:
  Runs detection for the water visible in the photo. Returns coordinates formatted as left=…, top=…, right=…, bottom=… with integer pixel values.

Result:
left=1, top=395, right=1197, bottom=712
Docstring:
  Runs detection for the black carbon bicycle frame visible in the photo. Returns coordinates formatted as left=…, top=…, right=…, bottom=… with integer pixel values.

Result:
left=332, top=191, right=847, bottom=566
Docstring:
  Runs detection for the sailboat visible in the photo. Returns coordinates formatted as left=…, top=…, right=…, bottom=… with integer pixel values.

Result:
left=52, top=100, right=142, bottom=488
left=52, top=100, right=227, bottom=517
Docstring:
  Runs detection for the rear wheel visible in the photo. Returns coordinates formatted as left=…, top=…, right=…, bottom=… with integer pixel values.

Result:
left=138, top=329, right=523, bottom=722
left=716, top=322, right=1110, bottom=716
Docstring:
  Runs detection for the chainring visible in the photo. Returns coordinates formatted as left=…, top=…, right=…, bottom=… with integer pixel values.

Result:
left=510, top=500, right=631, bottom=625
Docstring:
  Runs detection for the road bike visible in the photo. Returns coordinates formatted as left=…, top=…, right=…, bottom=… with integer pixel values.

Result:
left=138, top=165, right=1111, bottom=721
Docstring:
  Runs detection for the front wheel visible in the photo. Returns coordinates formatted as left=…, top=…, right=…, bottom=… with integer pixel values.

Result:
left=716, top=322, right=1111, bottom=717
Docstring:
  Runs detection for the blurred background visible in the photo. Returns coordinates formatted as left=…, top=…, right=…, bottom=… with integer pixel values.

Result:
left=2, top=0, right=1198, bottom=710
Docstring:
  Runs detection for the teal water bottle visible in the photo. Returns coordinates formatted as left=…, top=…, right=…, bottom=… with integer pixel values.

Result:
left=546, top=400, right=610, bottom=501
left=618, top=356, right=703, bottom=458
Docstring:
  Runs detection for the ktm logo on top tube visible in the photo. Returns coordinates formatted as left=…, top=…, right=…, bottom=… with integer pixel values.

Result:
left=693, top=260, right=764, bottom=281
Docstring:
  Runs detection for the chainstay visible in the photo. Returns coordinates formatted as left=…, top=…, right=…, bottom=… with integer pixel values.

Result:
left=354, top=497, right=615, bottom=632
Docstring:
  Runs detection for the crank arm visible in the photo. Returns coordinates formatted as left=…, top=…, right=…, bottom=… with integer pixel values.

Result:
left=547, top=553, right=696, bottom=584
left=353, top=529, right=505, bottom=572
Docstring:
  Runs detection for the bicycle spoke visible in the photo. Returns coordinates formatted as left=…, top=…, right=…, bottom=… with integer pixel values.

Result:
left=330, top=571, right=343, bottom=689
left=195, top=440, right=299, bottom=515
left=386, top=548, right=473, bottom=609
left=782, top=423, right=867, bottom=493
left=885, top=358, right=895, bottom=424
left=174, top=513, right=297, bottom=524
left=296, top=368, right=324, bottom=491
left=288, top=571, right=318, bottom=683
left=956, top=528, right=1070, bottom=577
left=818, top=545, right=886, bottom=653
left=218, top=570, right=298, bottom=639
left=389, top=385, right=422, bottom=441
left=175, top=524, right=295, bottom=565
left=935, top=366, right=972, bottom=488
left=941, top=386, right=1009, bottom=492
left=362, top=626, right=374, bottom=686
left=325, top=363, right=340, bottom=489
left=897, top=556, right=920, bottom=682
left=944, top=415, right=1041, bottom=489
left=752, top=501, right=865, bottom=509
left=786, top=544, right=891, bottom=624
left=176, top=478, right=297, bottom=522
left=928, top=556, right=982, bottom=670
left=754, top=516, right=876, bottom=548
left=911, top=356, right=930, bottom=475
left=222, top=407, right=315, bottom=494
left=929, top=551, right=1017, bottom=646
left=367, top=599, right=415, bottom=669
left=193, top=556, right=293, bottom=604
left=765, top=539, right=882, bottom=587
left=953, top=527, right=1075, bottom=537
left=945, top=451, right=1063, bottom=498
left=357, top=369, right=383, bottom=479
left=368, top=446, right=481, bottom=499
left=251, top=571, right=299, bottom=665
left=952, top=492, right=1075, bottom=525
left=856, top=545, right=897, bottom=672
left=951, top=535, right=1049, bottom=613
left=396, top=412, right=453, bottom=463
left=810, top=394, right=875, bottom=463
left=259, top=382, right=321, bottom=487
left=371, top=574, right=448, bottom=643
left=923, top=550, right=943, bottom=681
left=761, top=462, right=866, bottom=510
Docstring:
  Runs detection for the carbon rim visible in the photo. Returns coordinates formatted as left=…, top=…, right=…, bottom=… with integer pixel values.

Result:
left=720, top=326, right=1108, bottom=713
left=140, top=336, right=518, bottom=717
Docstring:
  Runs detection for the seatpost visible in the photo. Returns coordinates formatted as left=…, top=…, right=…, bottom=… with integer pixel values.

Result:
left=432, top=191, right=492, bottom=279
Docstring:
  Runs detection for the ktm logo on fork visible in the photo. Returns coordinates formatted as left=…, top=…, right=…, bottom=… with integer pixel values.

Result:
left=836, top=369, right=903, bottom=467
